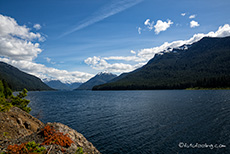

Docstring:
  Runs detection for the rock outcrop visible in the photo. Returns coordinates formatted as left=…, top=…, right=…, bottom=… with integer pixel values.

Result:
left=0, top=107, right=44, bottom=142
left=0, top=107, right=100, bottom=154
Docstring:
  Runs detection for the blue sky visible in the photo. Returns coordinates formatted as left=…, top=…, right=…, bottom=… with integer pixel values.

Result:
left=0, top=0, right=230, bottom=83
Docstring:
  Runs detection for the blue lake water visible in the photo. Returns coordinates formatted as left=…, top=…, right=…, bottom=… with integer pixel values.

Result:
left=26, top=90, right=230, bottom=154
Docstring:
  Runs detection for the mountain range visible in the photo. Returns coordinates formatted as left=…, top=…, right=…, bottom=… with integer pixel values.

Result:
left=93, top=36, right=230, bottom=90
left=44, top=80, right=82, bottom=90
left=0, top=61, right=116, bottom=91
left=0, top=62, right=52, bottom=91
left=76, top=72, right=117, bottom=90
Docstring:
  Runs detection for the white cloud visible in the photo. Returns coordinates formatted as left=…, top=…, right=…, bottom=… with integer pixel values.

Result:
left=144, top=19, right=150, bottom=25
left=60, top=0, right=144, bottom=37
left=0, top=14, right=44, bottom=61
left=45, top=57, right=51, bottom=63
left=181, top=13, right=186, bottom=16
left=33, top=24, right=41, bottom=30
left=190, top=20, right=200, bottom=28
left=130, top=50, right=136, bottom=54
left=206, top=24, right=230, bottom=37
left=0, top=15, right=44, bottom=42
left=154, top=20, right=173, bottom=34
left=44, top=57, right=56, bottom=64
left=85, top=24, right=230, bottom=74
left=140, top=19, right=172, bottom=34
left=85, top=56, right=146, bottom=73
left=138, top=27, right=142, bottom=34
left=144, top=18, right=154, bottom=30
left=0, top=14, right=93, bottom=83
left=189, top=14, right=196, bottom=19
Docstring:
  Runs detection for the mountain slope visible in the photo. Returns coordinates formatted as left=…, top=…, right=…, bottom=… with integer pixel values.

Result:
left=68, top=82, right=82, bottom=90
left=0, top=62, right=53, bottom=91
left=45, top=80, right=82, bottom=90
left=93, top=36, right=230, bottom=90
left=76, top=72, right=117, bottom=90
left=45, top=80, right=70, bottom=90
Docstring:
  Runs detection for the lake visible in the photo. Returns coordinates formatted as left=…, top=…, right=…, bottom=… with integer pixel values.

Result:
left=26, top=90, right=230, bottom=154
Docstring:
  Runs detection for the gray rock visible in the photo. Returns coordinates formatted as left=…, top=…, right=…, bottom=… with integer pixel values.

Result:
left=24, top=121, right=31, bottom=129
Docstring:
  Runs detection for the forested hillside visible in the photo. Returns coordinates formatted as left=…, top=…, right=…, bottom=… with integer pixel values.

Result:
left=0, top=62, right=52, bottom=91
left=77, top=72, right=117, bottom=90
left=93, top=36, right=230, bottom=90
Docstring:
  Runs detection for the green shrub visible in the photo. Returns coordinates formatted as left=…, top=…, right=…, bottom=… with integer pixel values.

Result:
left=3, top=132, right=11, bottom=139
left=1, top=80, right=12, bottom=98
left=0, top=80, right=31, bottom=113
left=25, top=141, right=46, bottom=153
left=11, top=89, right=31, bottom=113
left=75, top=147, right=84, bottom=154
left=0, top=80, right=4, bottom=98
left=0, top=98, right=13, bottom=112
left=6, top=141, right=46, bottom=154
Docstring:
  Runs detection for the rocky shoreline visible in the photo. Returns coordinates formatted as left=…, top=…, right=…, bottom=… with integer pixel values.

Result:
left=0, top=107, right=100, bottom=154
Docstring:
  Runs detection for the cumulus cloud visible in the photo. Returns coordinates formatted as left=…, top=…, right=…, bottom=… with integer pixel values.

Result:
left=33, top=24, right=41, bottom=30
left=190, top=20, right=200, bottom=28
left=144, top=19, right=154, bottom=30
left=0, top=15, right=44, bottom=42
left=85, top=56, right=146, bottom=73
left=206, top=24, right=230, bottom=37
left=0, top=14, right=44, bottom=61
left=0, top=14, right=93, bottom=83
left=154, top=20, right=173, bottom=34
left=144, top=19, right=150, bottom=25
left=139, top=19, right=172, bottom=34
left=189, top=14, right=196, bottom=19
left=181, top=13, right=186, bottom=16
left=85, top=24, right=230, bottom=73
left=130, top=50, right=136, bottom=54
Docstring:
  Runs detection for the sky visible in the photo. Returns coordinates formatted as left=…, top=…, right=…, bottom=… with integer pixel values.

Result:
left=0, top=0, right=230, bottom=83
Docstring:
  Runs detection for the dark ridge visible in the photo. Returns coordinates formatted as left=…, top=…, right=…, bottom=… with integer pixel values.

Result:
left=93, top=36, right=230, bottom=90
left=0, top=62, right=53, bottom=91
left=76, top=72, right=117, bottom=90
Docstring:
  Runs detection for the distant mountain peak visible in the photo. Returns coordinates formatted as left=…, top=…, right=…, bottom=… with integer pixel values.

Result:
left=97, top=71, right=113, bottom=76
left=45, top=80, right=82, bottom=90
left=76, top=72, right=117, bottom=90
